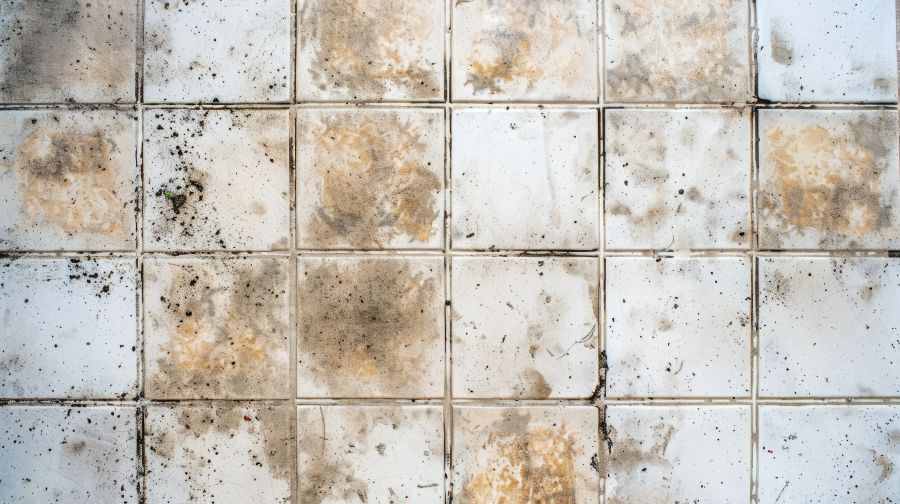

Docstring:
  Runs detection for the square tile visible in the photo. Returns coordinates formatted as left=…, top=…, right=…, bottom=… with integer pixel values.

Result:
left=297, top=108, right=444, bottom=249
left=604, top=405, right=750, bottom=503
left=759, top=406, right=900, bottom=502
left=145, top=402, right=293, bottom=504
left=452, top=0, right=598, bottom=101
left=144, top=257, right=291, bottom=400
left=604, top=108, right=751, bottom=250
left=297, top=0, right=445, bottom=101
left=0, top=406, right=138, bottom=503
left=759, top=257, right=900, bottom=397
left=0, top=109, right=138, bottom=251
left=758, top=109, right=900, bottom=250
left=144, top=109, right=290, bottom=251
left=297, top=256, right=444, bottom=398
left=452, top=406, right=600, bottom=503
left=604, top=0, right=751, bottom=103
left=757, top=0, right=898, bottom=102
left=144, top=0, right=290, bottom=103
left=451, top=256, right=599, bottom=399
left=0, top=258, right=137, bottom=399
left=0, top=0, right=137, bottom=103
left=297, top=405, right=444, bottom=503
left=605, top=257, right=751, bottom=398
left=451, top=108, right=599, bottom=250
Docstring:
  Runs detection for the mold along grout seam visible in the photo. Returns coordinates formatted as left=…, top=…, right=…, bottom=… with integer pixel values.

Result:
left=443, top=0, right=454, bottom=500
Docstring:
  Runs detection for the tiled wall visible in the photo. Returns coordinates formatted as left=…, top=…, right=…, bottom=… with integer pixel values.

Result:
left=0, top=0, right=898, bottom=502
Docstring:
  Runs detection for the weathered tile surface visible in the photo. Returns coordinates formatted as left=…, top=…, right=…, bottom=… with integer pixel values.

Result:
left=297, top=108, right=444, bottom=249
left=297, top=0, right=445, bottom=101
left=297, top=256, right=444, bottom=398
left=759, top=257, right=900, bottom=397
left=0, top=406, right=138, bottom=503
left=451, top=256, right=599, bottom=399
left=144, top=109, right=290, bottom=251
left=604, top=0, right=751, bottom=103
left=604, top=405, right=750, bottom=503
left=604, top=108, right=751, bottom=250
left=145, top=402, right=293, bottom=504
left=452, top=0, right=599, bottom=101
left=451, top=108, right=599, bottom=250
left=297, top=405, right=444, bottom=503
left=758, top=109, right=900, bottom=250
left=759, top=406, right=900, bottom=503
left=452, top=406, right=600, bottom=503
left=0, top=109, right=138, bottom=251
left=605, top=257, right=751, bottom=398
left=0, top=0, right=137, bottom=103
left=144, top=0, right=290, bottom=103
left=144, top=257, right=291, bottom=400
left=757, top=0, right=898, bottom=102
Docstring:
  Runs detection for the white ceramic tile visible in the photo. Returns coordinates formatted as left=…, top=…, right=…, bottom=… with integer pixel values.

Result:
left=297, top=0, right=445, bottom=102
left=606, top=257, right=751, bottom=398
left=144, top=257, right=291, bottom=400
left=144, top=109, right=290, bottom=251
left=604, top=108, right=751, bottom=250
left=0, top=258, right=137, bottom=399
left=452, top=406, right=600, bottom=504
left=758, top=109, right=900, bottom=250
left=604, top=405, right=750, bottom=504
left=0, top=109, right=138, bottom=251
left=451, top=108, right=599, bottom=250
left=297, top=405, right=444, bottom=503
left=297, top=256, right=444, bottom=398
left=0, top=406, right=138, bottom=503
left=759, top=406, right=900, bottom=503
left=144, top=0, right=291, bottom=103
left=297, top=108, right=444, bottom=249
left=452, top=0, right=599, bottom=101
left=451, top=256, right=599, bottom=399
left=145, top=402, right=293, bottom=504
left=757, top=0, right=898, bottom=102
left=0, top=0, right=137, bottom=103
left=759, top=257, right=900, bottom=397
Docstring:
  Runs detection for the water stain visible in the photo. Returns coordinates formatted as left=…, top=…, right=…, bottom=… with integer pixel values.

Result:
left=770, top=28, right=793, bottom=65
left=606, top=422, right=675, bottom=474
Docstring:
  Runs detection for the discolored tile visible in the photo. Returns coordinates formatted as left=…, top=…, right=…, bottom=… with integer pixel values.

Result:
left=297, top=405, right=444, bottom=503
left=604, top=405, right=750, bottom=503
left=759, top=406, right=900, bottom=503
left=604, top=108, right=751, bottom=250
left=143, top=0, right=290, bottom=103
left=297, top=0, right=444, bottom=102
left=0, top=406, right=138, bottom=503
left=0, top=258, right=137, bottom=399
left=451, top=108, right=599, bottom=250
left=757, top=0, right=898, bottom=102
left=605, top=257, right=751, bottom=398
left=604, top=0, right=751, bottom=103
left=0, top=0, right=137, bottom=103
left=758, top=109, right=900, bottom=250
left=144, top=109, right=290, bottom=251
left=452, top=0, right=598, bottom=101
left=451, top=256, right=599, bottom=399
left=144, top=257, right=290, bottom=400
left=297, top=108, right=444, bottom=249
left=759, top=257, right=900, bottom=397
left=297, top=256, right=444, bottom=398
left=452, top=406, right=600, bottom=504
left=0, top=109, right=138, bottom=251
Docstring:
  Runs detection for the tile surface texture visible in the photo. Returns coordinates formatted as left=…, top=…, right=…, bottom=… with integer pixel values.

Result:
left=1, top=0, right=899, bottom=502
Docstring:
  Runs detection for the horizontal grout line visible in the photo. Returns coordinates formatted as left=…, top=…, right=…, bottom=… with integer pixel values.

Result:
left=5, top=250, right=899, bottom=258
left=0, top=102, right=897, bottom=110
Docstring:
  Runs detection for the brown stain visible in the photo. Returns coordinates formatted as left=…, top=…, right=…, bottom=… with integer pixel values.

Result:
left=300, top=0, right=439, bottom=98
left=873, top=451, right=895, bottom=482
left=297, top=258, right=441, bottom=396
left=304, top=112, right=441, bottom=247
left=606, top=422, right=675, bottom=475
left=516, top=367, right=553, bottom=399
left=151, top=259, right=288, bottom=398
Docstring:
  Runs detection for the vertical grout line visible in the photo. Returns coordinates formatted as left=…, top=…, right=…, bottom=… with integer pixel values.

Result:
left=597, top=105, right=606, bottom=504
left=750, top=82, right=761, bottom=504
left=289, top=2, right=299, bottom=503
left=135, top=0, right=147, bottom=501
left=443, top=1, right=454, bottom=501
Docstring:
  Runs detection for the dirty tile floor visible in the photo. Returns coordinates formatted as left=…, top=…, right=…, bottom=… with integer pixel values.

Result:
left=0, top=0, right=899, bottom=503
